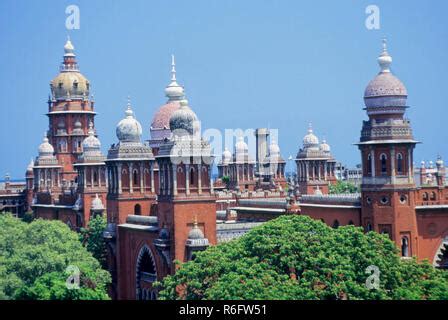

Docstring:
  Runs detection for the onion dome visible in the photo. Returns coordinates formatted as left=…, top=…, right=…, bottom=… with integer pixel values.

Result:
left=319, top=138, right=331, bottom=153
left=188, top=218, right=205, bottom=240
left=269, top=139, right=280, bottom=156
left=116, top=98, right=143, bottom=143
left=91, top=194, right=104, bottom=211
left=303, top=123, right=319, bottom=148
left=222, top=147, right=232, bottom=164
left=82, top=122, right=101, bottom=155
left=164, top=55, right=185, bottom=101
left=50, top=38, right=90, bottom=101
left=26, top=158, right=34, bottom=173
left=235, top=136, right=248, bottom=155
left=169, top=99, right=198, bottom=136
left=38, top=134, right=55, bottom=158
left=364, top=39, right=407, bottom=108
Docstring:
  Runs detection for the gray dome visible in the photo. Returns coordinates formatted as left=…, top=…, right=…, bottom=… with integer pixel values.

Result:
left=188, top=223, right=205, bottom=240
left=116, top=102, right=143, bottom=143
left=169, top=99, right=198, bottom=135
left=303, top=124, right=319, bottom=149
left=82, top=123, right=102, bottom=155
left=364, top=40, right=407, bottom=108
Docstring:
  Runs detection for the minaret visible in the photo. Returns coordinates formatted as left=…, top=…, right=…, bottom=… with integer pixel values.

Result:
left=156, top=97, right=216, bottom=271
left=357, top=39, right=419, bottom=257
left=47, top=37, right=95, bottom=187
left=106, top=99, right=156, bottom=224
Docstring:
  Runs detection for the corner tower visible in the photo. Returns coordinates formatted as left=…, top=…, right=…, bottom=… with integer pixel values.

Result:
left=47, top=37, right=95, bottom=186
left=357, top=40, right=419, bottom=257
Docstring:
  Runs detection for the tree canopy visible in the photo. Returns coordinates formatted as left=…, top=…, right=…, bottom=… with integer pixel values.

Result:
left=79, top=215, right=108, bottom=269
left=158, top=215, right=448, bottom=300
left=329, top=180, right=359, bottom=194
left=0, top=213, right=111, bottom=300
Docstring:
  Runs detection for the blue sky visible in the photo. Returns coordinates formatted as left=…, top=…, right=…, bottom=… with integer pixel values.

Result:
left=0, top=0, right=447, bottom=179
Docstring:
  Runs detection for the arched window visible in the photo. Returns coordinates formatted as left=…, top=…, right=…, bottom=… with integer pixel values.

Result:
left=430, top=192, right=437, bottom=201
left=136, top=246, right=157, bottom=300
left=380, top=154, right=387, bottom=175
left=134, top=204, right=141, bottom=215
left=367, top=154, right=372, bottom=175
left=332, top=220, right=340, bottom=229
left=397, top=153, right=403, bottom=174
left=366, top=223, right=373, bottom=232
left=133, top=170, right=139, bottom=187
left=423, top=192, right=428, bottom=201
left=401, top=237, right=409, bottom=257
left=93, top=171, right=98, bottom=184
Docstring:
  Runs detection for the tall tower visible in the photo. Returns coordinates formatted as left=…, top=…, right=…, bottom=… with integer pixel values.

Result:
left=357, top=40, right=419, bottom=257
left=106, top=100, right=157, bottom=225
left=156, top=98, right=216, bottom=270
left=48, top=37, right=95, bottom=186
left=73, top=122, right=108, bottom=227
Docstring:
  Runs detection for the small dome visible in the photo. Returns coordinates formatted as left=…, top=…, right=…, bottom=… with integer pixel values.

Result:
left=364, top=39, right=407, bottom=108
left=116, top=100, right=143, bottom=143
left=319, top=138, right=330, bottom=153
left=235, top=136, right=248, bottom=154
left=38, top=134, right=54, bottom=157
left=269, top=139, right=280, bottom=155
left=188, top=220, right=204, bottom=240
left=91, top=194, right=104, bottom=211
left=159, top=226, right=170, bottom=240
left=82, top=123, right=101, bottom=152
left=222, top=147, right=232, bottom=164
left=303, top=124, right=319, bottom=148
left=169, top=99, right=198, bottom=135
left=26, top=158, right=34, bottom=172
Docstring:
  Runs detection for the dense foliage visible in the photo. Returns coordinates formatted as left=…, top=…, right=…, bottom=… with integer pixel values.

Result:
left=0, top=214, right=111, bottom=300
left=80, top=215, right=108, bottom=269
left=329, top=180, right=359, bottom=194
left=158, top=215, right=448, bottom=300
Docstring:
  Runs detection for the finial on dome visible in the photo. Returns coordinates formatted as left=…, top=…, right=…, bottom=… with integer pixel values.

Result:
left=165, top=55, right=185, bottom=100
left=64, top=36, right=75, bottom=55
left=378, top=37, right=392, bottom=73
left=125, top=96, right=134, bottom=117
left=171, top=54, right=177, bottom=82
left=308, top=122, right=313, bottom=133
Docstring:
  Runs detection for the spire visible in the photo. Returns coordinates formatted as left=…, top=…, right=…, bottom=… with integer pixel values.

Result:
left=171, top=54, right=177, bottom=82
left=377, top=37, right=392, bottom=73
left=308, top=122, right=313, bottom=134
left=125, top=96, right=134, bottom=118
left=165, top=54, right=185, bottom=100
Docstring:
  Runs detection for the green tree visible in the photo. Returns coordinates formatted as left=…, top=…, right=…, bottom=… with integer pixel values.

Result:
left=158, top=215, right=448, bottom=300
left=79, top=215, right=108, bottom=269
left=329, top=180, right=359, bottom=194
left=0, top=213, right=111, bottom=300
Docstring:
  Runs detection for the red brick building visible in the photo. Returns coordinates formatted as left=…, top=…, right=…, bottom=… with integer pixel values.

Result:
left=9, top=38, right=447, bottom=300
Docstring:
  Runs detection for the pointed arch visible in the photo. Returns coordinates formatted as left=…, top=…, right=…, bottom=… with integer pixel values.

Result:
left=135, top=245, right=157, bottom=300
